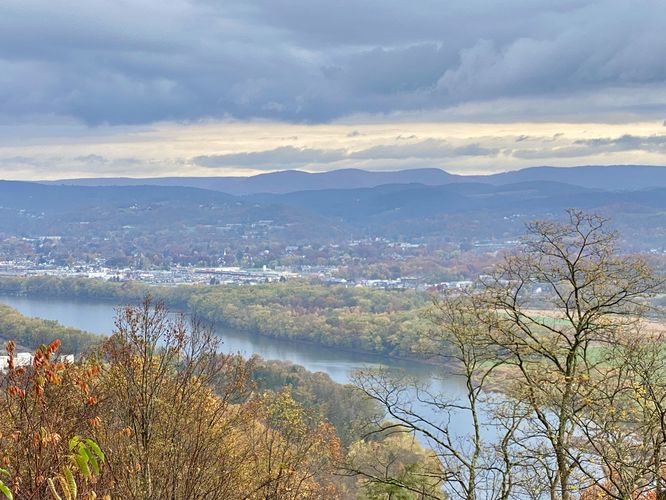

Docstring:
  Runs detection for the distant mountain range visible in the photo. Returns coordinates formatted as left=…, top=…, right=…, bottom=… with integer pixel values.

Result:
left=0, top=173, right=660, bottom=241
left=0, top=165, right=662, bottom=250
left=41, top=168, right=454, bottom=194
left=41, top=165, right=666, bottom=194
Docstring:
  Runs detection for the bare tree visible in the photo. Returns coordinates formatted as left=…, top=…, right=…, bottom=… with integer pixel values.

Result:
left=353, top=210, right=664, bottom=499
left=478, top=209, right=661, bottom=499
left=351, top=293, right=518, bottom=500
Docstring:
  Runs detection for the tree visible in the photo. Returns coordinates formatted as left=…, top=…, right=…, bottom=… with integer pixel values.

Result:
left=243, top=389, right=342, bottom=499
left=0, top=340, right=107, bottom=499
left=0, top=297, right=351, bottom=498
left=353, top=292, right=519, bottom=500
left=572, top=328, right=666, bottom=499
left=97, top=296, right=256, bottom=499
left=354, top=210, right=664, bottom=499
left=480, top=210, right=661, bottom=498
left=346, top=431, right=446, bottom=499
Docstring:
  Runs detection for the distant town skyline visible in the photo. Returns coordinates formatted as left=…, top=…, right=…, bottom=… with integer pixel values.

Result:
left=1, top=0, right=666, bottom=179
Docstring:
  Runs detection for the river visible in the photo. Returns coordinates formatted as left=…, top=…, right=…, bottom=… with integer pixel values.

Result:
left=0, top=293, right=450, bottom=384
left=0, top=293, right=481, bottom=438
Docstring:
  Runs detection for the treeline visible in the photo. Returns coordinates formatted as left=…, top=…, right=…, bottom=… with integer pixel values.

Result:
left=251, top=358, right=381, bottom=448
left=0, top=303, right=100, bottom=353
left=0, top=276, right=175, bottom=305
left=0, top=276, right=434, bottom=358
left=186, top=284, right=431, bottom=357
left=0, top=299, right=440, bottom=499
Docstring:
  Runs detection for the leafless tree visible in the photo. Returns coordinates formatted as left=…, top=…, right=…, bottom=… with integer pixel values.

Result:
left=353, top=210, right=665, bottom=499
left=352, top=293, right=519, bottom=500
left=478, top=209, right=662, bottom=499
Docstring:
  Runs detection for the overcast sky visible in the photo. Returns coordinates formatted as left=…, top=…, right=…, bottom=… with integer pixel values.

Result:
left=2, top=0, right=666, bottom=179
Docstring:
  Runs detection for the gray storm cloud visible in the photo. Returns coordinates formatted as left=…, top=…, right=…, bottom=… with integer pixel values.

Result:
left=0, top=0, right=665, bottom=125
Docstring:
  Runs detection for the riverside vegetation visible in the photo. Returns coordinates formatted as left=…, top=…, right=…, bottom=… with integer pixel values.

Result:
left=352, top=211, right=666, bottom=498
left=0, top=298, right=438, bottom=499
left=0, top=277, right=433, bottom=358
left=3, top=210, right=666, bottom=498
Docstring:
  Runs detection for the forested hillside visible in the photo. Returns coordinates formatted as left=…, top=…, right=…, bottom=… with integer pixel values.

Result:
left=5, top=174, right=666, bottom=249
left=0, top=303, right=100, bottom=353
left=0, top=300, right=403, bottom=498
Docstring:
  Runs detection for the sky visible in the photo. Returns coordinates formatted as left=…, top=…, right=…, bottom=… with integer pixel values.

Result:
left=1, top=0, right=666, bottom=179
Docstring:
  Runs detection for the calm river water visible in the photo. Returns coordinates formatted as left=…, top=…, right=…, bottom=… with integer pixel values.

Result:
left=0, top=294, right=450, bottom=385
left=0, top=293, right=482, bottom=437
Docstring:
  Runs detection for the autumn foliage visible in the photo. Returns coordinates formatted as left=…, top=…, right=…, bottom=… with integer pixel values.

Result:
left=0, top=298, right=343, bottom=499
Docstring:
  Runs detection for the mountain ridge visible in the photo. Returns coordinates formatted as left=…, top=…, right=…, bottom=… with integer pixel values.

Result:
left=4, top=178, right=666, bottom=248
left=37, top=165, right=666, bottom=194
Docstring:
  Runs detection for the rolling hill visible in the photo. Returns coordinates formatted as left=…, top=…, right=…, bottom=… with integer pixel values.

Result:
left=41, top=165, right=666, bottom=194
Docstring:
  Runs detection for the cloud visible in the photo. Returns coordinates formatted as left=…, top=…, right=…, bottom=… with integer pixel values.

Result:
left=575, top=134, right=666, bottom=153
left=193, top=134, right=666, bottom=172
left=0, top=156, right=43, bottom=171
left=1, top=0, right=665, bottom=125
left=349, top=139, right=498, bottom=160
left=452, top=143, right=499, bottom=156
left=0, top=153, right=148, bottom=177
left=192, top=138, right=499, bottom=169
left=192, top=146, right=347, bottom=169
left=510, top=134, right=666, bottom=159
left=6, top=125, right=666, bottom=180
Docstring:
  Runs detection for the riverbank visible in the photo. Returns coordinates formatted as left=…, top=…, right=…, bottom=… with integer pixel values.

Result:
left=0, top=275, right=438, bottom=361
left=0, top=293, right=453, bottom=383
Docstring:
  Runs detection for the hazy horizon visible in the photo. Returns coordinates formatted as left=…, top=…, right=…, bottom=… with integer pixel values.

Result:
left=14, top=163, right=662, bottom=183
